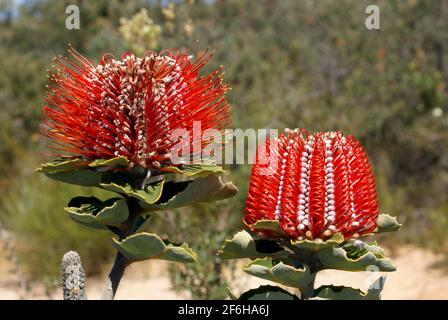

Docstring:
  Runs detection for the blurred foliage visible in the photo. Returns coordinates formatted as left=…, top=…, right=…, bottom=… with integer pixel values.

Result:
left=157, top=201, right=238, bottom=299
left=0, top=0, right=448, bottom=296
left=0, top=156, right=114, bottom=285
left=119, top=8, right=161, bottom=54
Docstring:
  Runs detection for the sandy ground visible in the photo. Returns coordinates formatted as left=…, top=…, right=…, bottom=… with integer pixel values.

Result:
left=0, top=246, right=447, bottom=300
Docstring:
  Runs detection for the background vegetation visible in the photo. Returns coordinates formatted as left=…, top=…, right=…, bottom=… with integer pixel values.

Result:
left=0, top=0, right=447, bottom=298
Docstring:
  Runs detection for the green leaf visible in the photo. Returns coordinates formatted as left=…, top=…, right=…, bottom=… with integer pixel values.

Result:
left=88, top=157, right=129, bottom=168
left=163, top=163, right=224, bottom=178
left=65, top=196, right=129, bottom=228
left=243, top=258, right=313, bottom=289
left=37, top=157, right=130, bottom=173
left=99, top=173, right=164, bottom=205
left=140, top=174, right=237, bottom=210
left=238, top=285, right=298, bottom=300
left=43, top=169, right=101, bottom=186
left=162, top=242, right=197, bottom=263
left=376, top=213, right=401, bottom=233
left=131, top=214, right=152, bottom=233
left=367, top=276, right=386, bottom=298
left=313, top=277, right=385, bottom=300
left=37, top=157, right=131, bottom=187
left=175, top=174, right=236, bottom=203
left=290, top=233, right=344, bottom=251
left=313, top=286, right=370, bottom=300
left=112, top=232, right=196, bottom=263
left=316, top=245, right=396, bottom=272
left=250, top=220, right=287, bottom=236
left=36, top=158, right=89, bottom=172
left=218, top=230, right=287, bottom=260
left=342, top=240, right=385, bottom=260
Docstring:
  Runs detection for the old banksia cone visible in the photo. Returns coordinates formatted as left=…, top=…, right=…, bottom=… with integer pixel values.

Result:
left=42, top=46, right=230, bottom=170
left=244, top=129, right=379, bottom=241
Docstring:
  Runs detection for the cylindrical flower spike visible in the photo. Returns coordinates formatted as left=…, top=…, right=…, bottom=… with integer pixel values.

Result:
left=42, top=46, right=230, bottom=170
left=244, top=129, right=379, bottom=241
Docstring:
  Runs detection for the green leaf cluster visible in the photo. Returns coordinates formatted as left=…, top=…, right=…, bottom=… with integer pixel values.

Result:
left=220, top=214, right=400, bottom=300
left=38, top=157, right=237, bottom=264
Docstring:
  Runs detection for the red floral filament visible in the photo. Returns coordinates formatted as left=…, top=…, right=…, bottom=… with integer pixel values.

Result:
left=42, top=46, right=231, bottom=169
left=244, top=129, right=379, bottom=241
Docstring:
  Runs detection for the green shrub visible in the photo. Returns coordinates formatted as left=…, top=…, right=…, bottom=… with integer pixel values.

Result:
left=0, top=162, right=114, bottom=283
left=163, top=204, right=239, bottom=300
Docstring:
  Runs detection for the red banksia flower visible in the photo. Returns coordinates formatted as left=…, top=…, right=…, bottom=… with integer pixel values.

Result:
left=42, top=46, right=230, bottom=169
left=244, top=129, right=379, bottom=241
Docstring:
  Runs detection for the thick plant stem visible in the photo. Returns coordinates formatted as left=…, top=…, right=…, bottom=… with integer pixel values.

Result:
left=100, top=252, right=129, bottom=300
left=101, top=197, right=141, bottom=300
left=300, top=273, right=316, bottom=300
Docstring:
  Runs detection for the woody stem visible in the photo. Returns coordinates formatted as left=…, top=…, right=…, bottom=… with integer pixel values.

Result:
left=101, top=197, right=143, bottom=300
left=300, top=273, right=316, bottom=299
left=100, top=251, right=129, bottom=300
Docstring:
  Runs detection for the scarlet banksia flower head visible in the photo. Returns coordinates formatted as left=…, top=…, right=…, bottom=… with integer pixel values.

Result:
left=42, top=46, right=230, bottom=170
left=244, top=129, right=380, bottom=241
